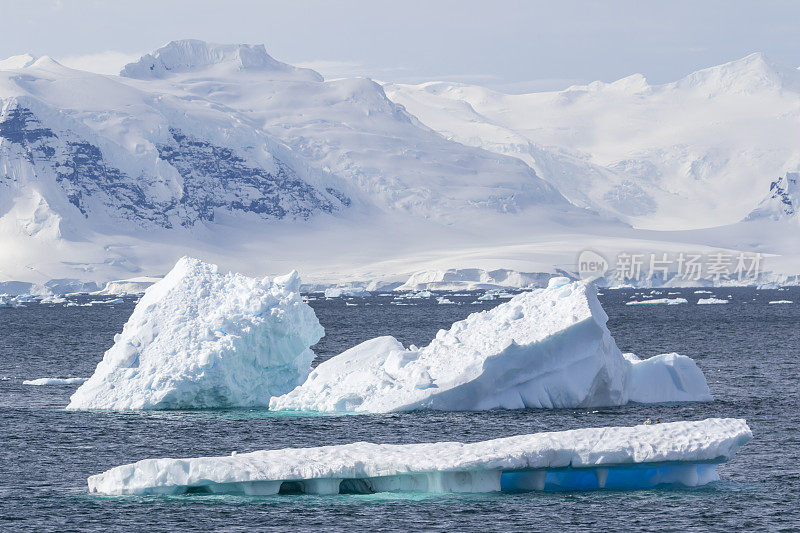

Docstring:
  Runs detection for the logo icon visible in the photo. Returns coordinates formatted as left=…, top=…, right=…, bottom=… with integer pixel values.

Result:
left=577, top=249, right=609, bottom=281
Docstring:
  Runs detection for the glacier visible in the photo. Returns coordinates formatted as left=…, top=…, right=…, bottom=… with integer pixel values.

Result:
left=270, top=277, right=711, bottom=413
left=396, top=269, right=551, bottom=291
left=86, top=418, right=751, bottom=496
left=67, top=257, right=323, bottom=410
left=383, top=53, right=800, bottom=230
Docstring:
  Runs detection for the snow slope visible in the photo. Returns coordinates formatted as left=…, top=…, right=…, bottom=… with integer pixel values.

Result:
left=270, top=278, right=710, bottom=413
left=384, top=53, right=800, bottom=230
left=87, top=418, right=752, bottom=495
left=68, top=257, right=323, bottom=410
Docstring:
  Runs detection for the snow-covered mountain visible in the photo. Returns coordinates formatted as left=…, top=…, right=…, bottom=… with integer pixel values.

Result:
left=746, top=172, right=800, bottom=221
left=1, top=41, right=799, bottom=288
left=384, top=53, right=800, bottom=230
left=0, top=40, right=595, bottom=285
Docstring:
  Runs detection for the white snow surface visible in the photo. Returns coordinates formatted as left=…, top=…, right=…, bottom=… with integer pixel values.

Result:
left=269, top=279, right=711, bottom=413
left=87, top=418, right=752, bottom=496
left=68, top=257, right=323, bottom=410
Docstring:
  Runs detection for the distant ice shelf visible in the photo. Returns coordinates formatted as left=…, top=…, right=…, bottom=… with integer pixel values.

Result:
left=87, top=418, right=751, bottom=496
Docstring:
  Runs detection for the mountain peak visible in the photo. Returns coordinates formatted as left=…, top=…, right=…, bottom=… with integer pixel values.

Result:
left=674, top=52, right=800, bottom=95
left=745, top=172, right=800, bottom=222
left=0, top=53, right=37, bottom=70
left=120, top=39, right=322, bottom=81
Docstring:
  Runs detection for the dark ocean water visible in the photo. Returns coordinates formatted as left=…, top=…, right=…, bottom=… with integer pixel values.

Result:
left=0, top=288, right=798, bottom=532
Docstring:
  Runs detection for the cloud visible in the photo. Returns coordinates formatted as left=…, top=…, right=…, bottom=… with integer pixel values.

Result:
left=295, top=59, right=410, bottom=80
left=57, top=51, right=142, bottom=75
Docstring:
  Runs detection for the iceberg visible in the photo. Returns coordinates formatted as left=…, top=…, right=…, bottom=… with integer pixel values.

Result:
left=323, top=286, right=371, bottom=298
left=86, top=418, right=751, bottom=496
left=626, top=298, right=687, bottom=306
left=95, top=276, right=162, bottom=296
left=270, top=278, right=711, bottom=413
left=68, top=257, right=323, bottom=410
left=697, top=298, right=729, bottom=305
left=23, top=377, right=87, bottom=386
left=768, top=300, right=793, bottom=304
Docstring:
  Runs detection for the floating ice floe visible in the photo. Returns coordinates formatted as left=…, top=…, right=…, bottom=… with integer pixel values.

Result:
left=768, top=300, right=793, bottom=304
left=270, top=277, right=711, bottom=413
left=697, top=298, right=729, bottom=305
left=436, top=296, right=455, bottom=305
left=694, top=290, right=713, bottom=294
left=402, top=290, right=433, bottom=299
left=38, top=295, right=67, bottom=304
left=87, top=418, right=751, bottom=496
left=626, top=298, right=688, bottom=306
left=68, top=257, right=323, bottom=410
left=23, top=377, right=87, bottom=386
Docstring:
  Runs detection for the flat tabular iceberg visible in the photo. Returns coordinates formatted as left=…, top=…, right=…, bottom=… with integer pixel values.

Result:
left=23, top=377, right=87, bottom=386
left=68, top=257, right=324, bottom=410
left=323, top=286, right=371, bottom=298
left=87, top=418, right=751, bottom=496
left=626, top=298, right=687, bottom=306
left=697, top=298, right=729, bottom=305
left=270, top=277, right=711, bottom=413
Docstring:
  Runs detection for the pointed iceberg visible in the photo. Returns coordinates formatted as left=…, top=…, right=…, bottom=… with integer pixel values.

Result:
left=270, top=277, right=711, bottom=412
left=68, top=257, right=324, bottom=410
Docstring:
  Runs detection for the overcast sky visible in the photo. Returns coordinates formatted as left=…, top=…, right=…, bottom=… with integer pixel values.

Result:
left=1, top=0, right=799, bottom=92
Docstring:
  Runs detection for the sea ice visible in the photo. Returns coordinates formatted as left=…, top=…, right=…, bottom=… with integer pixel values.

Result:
left=270, top=278, right=711, bottom=413
left=768, top=300, right=793, bottom=304
left=87, top=418, right=751, bottom=496
left=697, top=298, right=729, bottom=305
left=68, top=257, right=323, bottom=410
